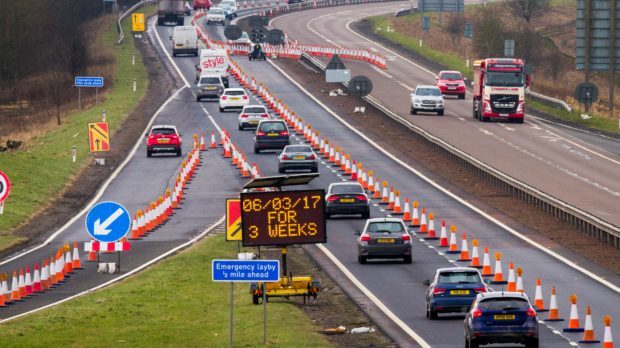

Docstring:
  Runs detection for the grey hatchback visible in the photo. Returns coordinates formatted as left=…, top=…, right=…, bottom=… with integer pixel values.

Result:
left=253, top=120, right=290, bottom=153
left=196, top=75, right=224, bottom=101
left=357, top=218, right=412, bottom=264
left=278, top=145, right=319, bottom=173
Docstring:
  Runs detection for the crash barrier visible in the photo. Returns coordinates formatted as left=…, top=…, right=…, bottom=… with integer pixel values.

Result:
left=299, top=52, right=620, bottom=249
left=525, top=90, right=573, bottom=113
left=1, top=242, right=84, bottom=307
left=116, top=0, right=156, bottom=45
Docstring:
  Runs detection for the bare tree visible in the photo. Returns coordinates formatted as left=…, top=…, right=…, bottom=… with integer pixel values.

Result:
left=473, top=9, right=506, bottom=57
left=505, top=0, right=550, bottom=24
left=446, top=14, right=466, bottom=46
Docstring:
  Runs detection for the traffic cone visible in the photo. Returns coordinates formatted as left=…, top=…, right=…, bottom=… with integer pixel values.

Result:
left=458, top=233, right=471, bottom=261
left=506, top=262, right=516, bottom=291
left=446, top=225, right=460, bottom=254
left=193, top=134, right=198, bottom=150
left=491, top=252, right=507, bottom=284
left=10, top=271, right=21, bottom=302
left=200, top=132, right=206, bottom=151
left=18, top=268, right=27, bottom=298
left=33, top=263, right=42, bottom=293
left=24, top=267, right=33, bottom=296
left=419, top=209, right=428, bottom=233
left=64, top=246, right=73, bottom=275
left=402, top=198, right=411, bottom=221
left=426, top=213, right=438, bottom=240
left=0, top=286, right=5, bottom=307
left=545, top=286, right=564, bottom=321
left=603, top=315, right=614, bottom=348
left=87, top=239, right=98, bottom=262
left=579, top=306, right=600, bottom=343
left=392, top=191, right=403, bottom=215
left=372, top=176, right=381, bottom=199
left=533, top=277, right=547, bottom=311
left=350, top=161, right=358, bottom=181
left=49, top=256, right=57, bottom=286
left=380, top=181, right=389, bottom=204
left=387, top=188, right=395, bottom=210
left=438, top=219, right=449, bottom=247
left=481, top=246, right=493, bottom=276
left=516, top=268, right=524, bottom=293
left=470, top=239, right=482, bottom=268
left=40, top=260, right=49, bottom=290
left=563, top=294, right=584, bottom=332
left=1, top=278, right=10, bottom=303
left=410, top=201, right=420, bottom=227
left=210, top=131, right=217, bottom=149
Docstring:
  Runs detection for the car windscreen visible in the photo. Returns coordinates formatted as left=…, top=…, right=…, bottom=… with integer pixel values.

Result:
left=152, top=128, right=175, bottom=135
left=416, top=88, right=441, bottom=96
left=221, top=0, right=236, bottom=5
left=209, top=8, right=223, bottom=14
left=367, top=222, right=404, bottom=233
left=330, top=184, right=363, bottom=194
left=244, top=107, right=266, bottom=114
left=259, top=122, right=286, bottom=132
left=485, top=72, right=524, bottom=87
left=220, top=4, right=231, bottom=10
left=284, top=145, right=312, bottom=153
left=478, top=298, right=529, bottom=311
left=225, top=90, right=245, bottom=96
left=200, top=77, right=220, bottom=84
left=440, top=72, right=462, bottom=80
left=438, top=272, right=481, bottom=284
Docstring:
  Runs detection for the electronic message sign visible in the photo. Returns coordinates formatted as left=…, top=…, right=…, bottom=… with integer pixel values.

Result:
left=240, top=190, right=326, bottom=247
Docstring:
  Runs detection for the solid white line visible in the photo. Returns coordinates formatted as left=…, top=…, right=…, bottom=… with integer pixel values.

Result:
left=267, top=59, right=620, bottom=294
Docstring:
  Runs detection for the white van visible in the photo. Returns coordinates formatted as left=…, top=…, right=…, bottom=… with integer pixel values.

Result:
left=195, top=48, right=230, bottom=87
left=171, top=26, right=198, bottom=56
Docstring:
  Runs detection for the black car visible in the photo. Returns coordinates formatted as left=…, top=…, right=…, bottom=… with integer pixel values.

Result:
left=325, top=182, right=370, bottom=219
left=424, top=267, right=487, bottom=320
left=253, top=120, right=290, bottom=153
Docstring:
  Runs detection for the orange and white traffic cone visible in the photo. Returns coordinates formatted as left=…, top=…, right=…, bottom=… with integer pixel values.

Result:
left=210, top=131, right=217, bottom=149
left=506, top=262, right=516, bottom=291
left=481, top=246, right=493, bottom=277
left=470, top=239, right=482, bottom=268
left=72, top=241, right=83, bottom=270
left=533, top=277, right=547, bottom=311
left=87, top=239, right=98, bottom=262
left=1, top=276, right=10, bottom=303
left=564, top=294, right=584, bottom=332
left=446, top=225, right=460, bottom=254
left=403, top=198, right=411, bottom=221
left=438, top=219, right=449, bottom=247
left=545, top=286, right=564, bottom=321
left=380, top=181, right=389, bottom=205
left=200, top=132, right=206, bottom=151
left=64, top=246, right=73, bottom=275
left=373, top=177, right=381, bottom=199
left=419, top=209, right=428, bottom=233
left=40, top=260, right=49, bottom=290
left=602, top=315, right=614, bottom=348
left=491, top=252, right=507, bottom=284
left=350, top=161, right=358, bottom=181
left=458, top=232, right=471, bottom=261
left=32, top=262, right=42, bottom=293
left=10, top=271, right=21, bottom=302
left=516, top=268, right=524, bottom=293
left=579, top=306, right=600, bottom=343
left=18, top=268, right=27, bottom=298
left=0, top=287, right=5, bottom=307
left=24, top=267, right=33, bottom=296
left=392, top=191, right=403, bottom=215
left=426, top=213, right=438, bottom=240
left=410, top=201, right=420, bottom=227
left=367, top=170, right=375, bottom=192
left=387, top=188, right=395, bottom=210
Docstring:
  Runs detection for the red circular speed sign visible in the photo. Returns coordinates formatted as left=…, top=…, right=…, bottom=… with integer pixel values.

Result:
left=0, top=170, right=11, bottom=202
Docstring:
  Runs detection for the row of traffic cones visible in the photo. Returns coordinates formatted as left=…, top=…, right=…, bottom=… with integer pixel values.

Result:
left=1, top=242, right=83, bottom=307
left=217, top=129, right=261, bottom=179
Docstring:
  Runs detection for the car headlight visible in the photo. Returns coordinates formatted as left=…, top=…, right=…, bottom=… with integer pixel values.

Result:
left=517, top=101, right=524, bottom=113
left=414, top=99, right=421, bottom=104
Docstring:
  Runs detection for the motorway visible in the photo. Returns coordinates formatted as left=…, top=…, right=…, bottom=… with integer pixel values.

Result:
left=270, top=1, right=620, bottom=231
left=0, top=3, right=618, bottom=347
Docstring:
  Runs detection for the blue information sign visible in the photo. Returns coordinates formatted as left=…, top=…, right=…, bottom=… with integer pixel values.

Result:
left=75, top=76, right=104, bottom=88
left=85, top=201, right=131, bottom=242
left=212, top=260, right=280, bottom=282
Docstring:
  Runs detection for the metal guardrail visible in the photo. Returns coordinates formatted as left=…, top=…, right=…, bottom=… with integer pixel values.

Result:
left=300, top=52, right=620, bottom=248
left=526, top=90, right=573, bottom=113
left=116, top=0, right=156, bottom=45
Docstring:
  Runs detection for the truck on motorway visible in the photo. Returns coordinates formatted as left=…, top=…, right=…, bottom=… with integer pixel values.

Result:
left=171, top=26, right=198, bottom=56
left=193, top=0, right=212, bottom=10
left=195, top=48, right=230, bottom=87
left=472, top=58, right=529, bottom=124
left=157, top=0, right=185, bottom=26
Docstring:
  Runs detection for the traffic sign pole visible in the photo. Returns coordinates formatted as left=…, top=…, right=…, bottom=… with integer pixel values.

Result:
left=230, top=282, right=234, bottom=348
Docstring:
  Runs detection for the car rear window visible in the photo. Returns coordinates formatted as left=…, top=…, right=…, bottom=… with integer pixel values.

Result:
left=259, top=122, right=286, bottom=132
left=331, top=184, right=364, bottom=194
left=244, top=107, right=266, bottom=114
left=478, top=298, right=529, bottom=311
left=440, top=73, right=462, bottom=80
left=284, top=145, right=312, bottom=153
left=438, top=272, right=481, bottom=284
left=152, top=128, right=176, bottom=135
left=367, top=222, right=404, bottom=233
left=416, top=88, right=441, bottom=96
left=225, top=90, right=245, bottom=96
left=209, top=8, right=223, bottom=14
left=200, top=77, right=220, bottom=84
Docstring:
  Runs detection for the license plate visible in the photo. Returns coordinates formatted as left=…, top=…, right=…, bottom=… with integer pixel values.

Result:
left=249, top=121, right=258, bottom=124
left=267, top=133, right=278, bottom=136
left=450, top=290, right=470, bottom=295
left=377, top=238, right=395, bottom=243
left=448, top=87, right=456, bottom=90
left=231, top=97, right=240, bottom=101
left=293, top=156, right=305, bottom=160
left=206, top=86, right=216, bottom=90
left=493, top=314, right=515, bottom=320
left=157, top=139, right=170, bottom=143
left=500, top=113, right=509, bottom=117
left=175, top=44, right=183, bottom=47
left=340, top=198, right=354, bottom=203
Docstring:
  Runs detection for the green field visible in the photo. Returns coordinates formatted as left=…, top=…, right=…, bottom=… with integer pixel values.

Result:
left=0, top=233, right=331, bottom=347
left=0, top=6, right=153, bottom=250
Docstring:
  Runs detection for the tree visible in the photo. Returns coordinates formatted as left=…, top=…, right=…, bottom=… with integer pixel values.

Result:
left=446, top=14, right=466, bottom=46
left=473, top=8, right=506, bottom=57
left=505, top=0, right=550, bottom=24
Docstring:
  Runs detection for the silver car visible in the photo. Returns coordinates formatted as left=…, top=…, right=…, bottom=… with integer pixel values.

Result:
left=196, top=75, right=224, bottom=101
left=410, top=85, right=445, bottom=116
left=356, top=217, right=412, bottom=264
left=238, top=105, right=270, bottom=130
left=278, top=144, right=319, bottom=173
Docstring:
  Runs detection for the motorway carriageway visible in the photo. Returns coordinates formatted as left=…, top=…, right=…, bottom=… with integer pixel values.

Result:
left=270, top=1, right=620, bottom=232
left=154, top=12, right=619, bottom=347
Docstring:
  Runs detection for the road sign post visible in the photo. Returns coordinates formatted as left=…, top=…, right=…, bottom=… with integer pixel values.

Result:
left=74, top=77, right=104, bottom=111
left=213, top=259, right=280, bottom=348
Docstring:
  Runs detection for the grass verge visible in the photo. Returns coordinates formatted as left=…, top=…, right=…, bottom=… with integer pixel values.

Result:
left=0, top=6, right=154, bottom=250
left=369, top=14, right=620, bottom=135
left=0, top=233, right=331, bottom=347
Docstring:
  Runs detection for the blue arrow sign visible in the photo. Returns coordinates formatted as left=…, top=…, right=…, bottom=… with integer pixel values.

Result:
left=85, top=201, right=131, bottom=243
left=74, top=76, right=104, bottom=88
left=212, top=260, right=280, bottom=282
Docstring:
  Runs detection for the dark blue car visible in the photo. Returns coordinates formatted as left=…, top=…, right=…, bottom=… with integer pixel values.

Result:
left=464, top=292, right=539, bottom=348
left=425, top=267, right=487, bottom=319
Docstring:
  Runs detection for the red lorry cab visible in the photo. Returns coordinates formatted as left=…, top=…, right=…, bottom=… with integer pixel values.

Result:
left=193, top=0, right=212, bottom=10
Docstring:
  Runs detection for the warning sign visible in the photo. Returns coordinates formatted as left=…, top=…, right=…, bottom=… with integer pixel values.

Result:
left=132, top=13, right=145, bottom=32
left=88, top=122, right=110, bottom=152
left=226, top=199, right=242, bottom=241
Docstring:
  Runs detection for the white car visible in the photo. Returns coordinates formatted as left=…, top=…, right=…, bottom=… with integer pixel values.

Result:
left=220, top=0, right=238, bottom=13
left=410, top=85, right=445, bottom=116
left=238, top=105, right=270, bottom=130
left=206, top=7, right=226, bottom=25
left=232, top=31, right=251, bottom=45
left=219, top=88, right=249, bottom=112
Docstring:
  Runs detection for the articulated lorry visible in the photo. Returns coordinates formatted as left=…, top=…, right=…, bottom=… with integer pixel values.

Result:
left=472, top=58, right=530, bottom=123
left=157, top=0, right=185, bottom=26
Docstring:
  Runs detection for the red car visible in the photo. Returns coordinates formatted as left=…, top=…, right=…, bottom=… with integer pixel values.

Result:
left=435, top=70, right=466, bottom=99
left=146, top=125, right=182, bottom=157
left=193, top=0, right=212, bottom=10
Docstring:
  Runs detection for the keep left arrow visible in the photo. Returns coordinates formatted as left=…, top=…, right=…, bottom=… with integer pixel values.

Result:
left=94, top=208, right=125, bottom=235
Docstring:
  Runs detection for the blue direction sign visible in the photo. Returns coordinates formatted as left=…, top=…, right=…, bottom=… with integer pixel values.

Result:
left=74, top=76, right=104, bottom=88
left=85, top=201, right=131, bottom=243
left=212, top=260, right=280, bottom=282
